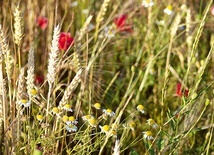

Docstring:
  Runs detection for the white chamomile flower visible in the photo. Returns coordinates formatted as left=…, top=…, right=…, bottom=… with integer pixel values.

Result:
left=164, top=5, right=174, bottom=15
left=102, top=109, right=115, bottom=117
left=88, top=117, right=98, bottom=127
left=147, top=118, right=158, bottom=129
left=69, top=116, right=78, bottom=125
left=142, top=0, right=154, bottom=8
left=19, top=99, right=31, bottom=108
left=82, top=115, right=93, bottom=121
left=137, top=104, right=145, bottom=114
left=143, top=131, right=154, bottom=140
left=66, top=124, right=78, bottom=132
left=63, top=104, right=73, bottom=112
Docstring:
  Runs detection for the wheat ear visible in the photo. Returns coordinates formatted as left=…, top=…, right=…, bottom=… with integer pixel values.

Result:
left=14, top=6, right=23, bottom=46
left=26, top=48, right=35, bottom=97
left=58, top=69, right=83, bottom=108
left=47, top=24, right=61, bottom=85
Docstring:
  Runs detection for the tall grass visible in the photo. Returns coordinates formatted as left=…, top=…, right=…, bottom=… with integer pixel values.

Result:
left=0, top=0, right=213, bottom=155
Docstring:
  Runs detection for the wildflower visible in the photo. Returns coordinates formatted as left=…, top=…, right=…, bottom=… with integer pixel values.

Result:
left=142, top=0, right=154, bottom=8
left=30, top=89, right=38, bottom=97
left=93, top=103, right=101, bottom=110
left=175, top=82, right=189, bottom=97
left=35, top=75, right=44, bottom=85
left=52, top=107, right=60, bottom=115
left=19, top=99, right=31, bottom=107
left=63, top=104, right=73, bottom=112
left=103, top=109, right=115, bottom=117
left=65, top=124, right=78, bottom=132
left=137, top=104, right=145, bottom=114
left=62, top=115, right=69, bottom=124
left=37, top=16, right=48, bottom=30
left=128, top=121, right=136, bottom=131
left=164, top=5, right=173, bottom=15
left=88, top=117, right=98, bottom=127
left=147, top=118, right=158, bottom=129
left=82, top=115, right=93, bottom=121
left=114, top=14, right=133, bottom=33
left=36, top=114, right=43, bottom=122
left=58, top=32, right=74, bottom=51
left=143, top=131, right=154, bottom=140
left=99, top=125, right=110, bottom=134
left=69, top=116, right=78, bottom=125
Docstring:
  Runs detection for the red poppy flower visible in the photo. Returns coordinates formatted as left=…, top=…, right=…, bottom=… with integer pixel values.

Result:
left=37, top=16, right=48, bottom=30
left=175, top=82, right=189, bottom=97
left=35, top=75, right=44, bottom=85
left=114, top=14, right=133, bottom=33
left=58, top=32, right=74, bottom=51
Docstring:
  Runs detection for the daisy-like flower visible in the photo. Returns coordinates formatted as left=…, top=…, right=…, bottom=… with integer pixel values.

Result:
left=128, top=121, right=136, bottom=131
left=52, top=107, right=60, bottom=115
left=88, top=117, right=98, bottom=127
left=163, top=5, right=174, bottom=15
left=19, top=99, right=31, bottom=108
left=65, top=124, right=78, bottom=132
left=62, top=115, right=70, bottom=124
left=142, top=0, right=154, bottom=8
left=63, top=104, right=73, bottom=112
left=143, top=131, right=154, bottom=140
left=147, top=118, right=158, bottom=129
left=58, top=32, right=74, bottom=51
left=37, top=16, right=48, bottom=30
left=93, top=103, right=101, bottom=110
left=99, top=125, right=110, bottom=134
left=103, top=109, right=115, bottom=117
left=114, top=14, right=133, bottom=33
left=36, top=114, right=43, bottom=122
left=69, top=116, right=78, bottom=125
left=82, top=115, right=93, bottom=121
left=30, top=89, right=38, bottom=97
left=137, top=104, right=145, bottom=114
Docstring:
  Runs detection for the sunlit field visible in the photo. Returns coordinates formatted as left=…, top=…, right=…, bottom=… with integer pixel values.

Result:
left=0, top=0, right=213, bottom=154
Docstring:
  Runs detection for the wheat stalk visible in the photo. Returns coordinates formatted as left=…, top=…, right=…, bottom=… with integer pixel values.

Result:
left=47, top=24, right=61, bottom=85
left=0, top=24, right=14, bottom=82
left=16, top=68, right=25, bottom=110
left=58, top=69, right=83, bottom=108
left=26, top=47, right=35, bottom=97
left=14, top=6, right=23, bottom=46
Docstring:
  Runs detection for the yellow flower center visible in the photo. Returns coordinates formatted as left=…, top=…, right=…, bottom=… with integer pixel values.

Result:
left=64, top=104, right=71, bottom=109
left=102, top=125, right=110, bottom=132
left=88, top=118, right=97, bottom=126
left=94, top=103, right=101, bottom=109
left=52, top=107, right=59, bottom=114
left=69, top=116, right=75, bottom=121
left=63, top=115, right=69, bottom=122
left=36, top=114, right=43, bottom=121
left=167, top=5, right=172, bottom=11
left=137, top=105, right=144, bottom=110
left=30, top=89, right=38, bottom=96
left=106, top=109, right=112, bottom=113
left=145, top=131, right=152, bottom=136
